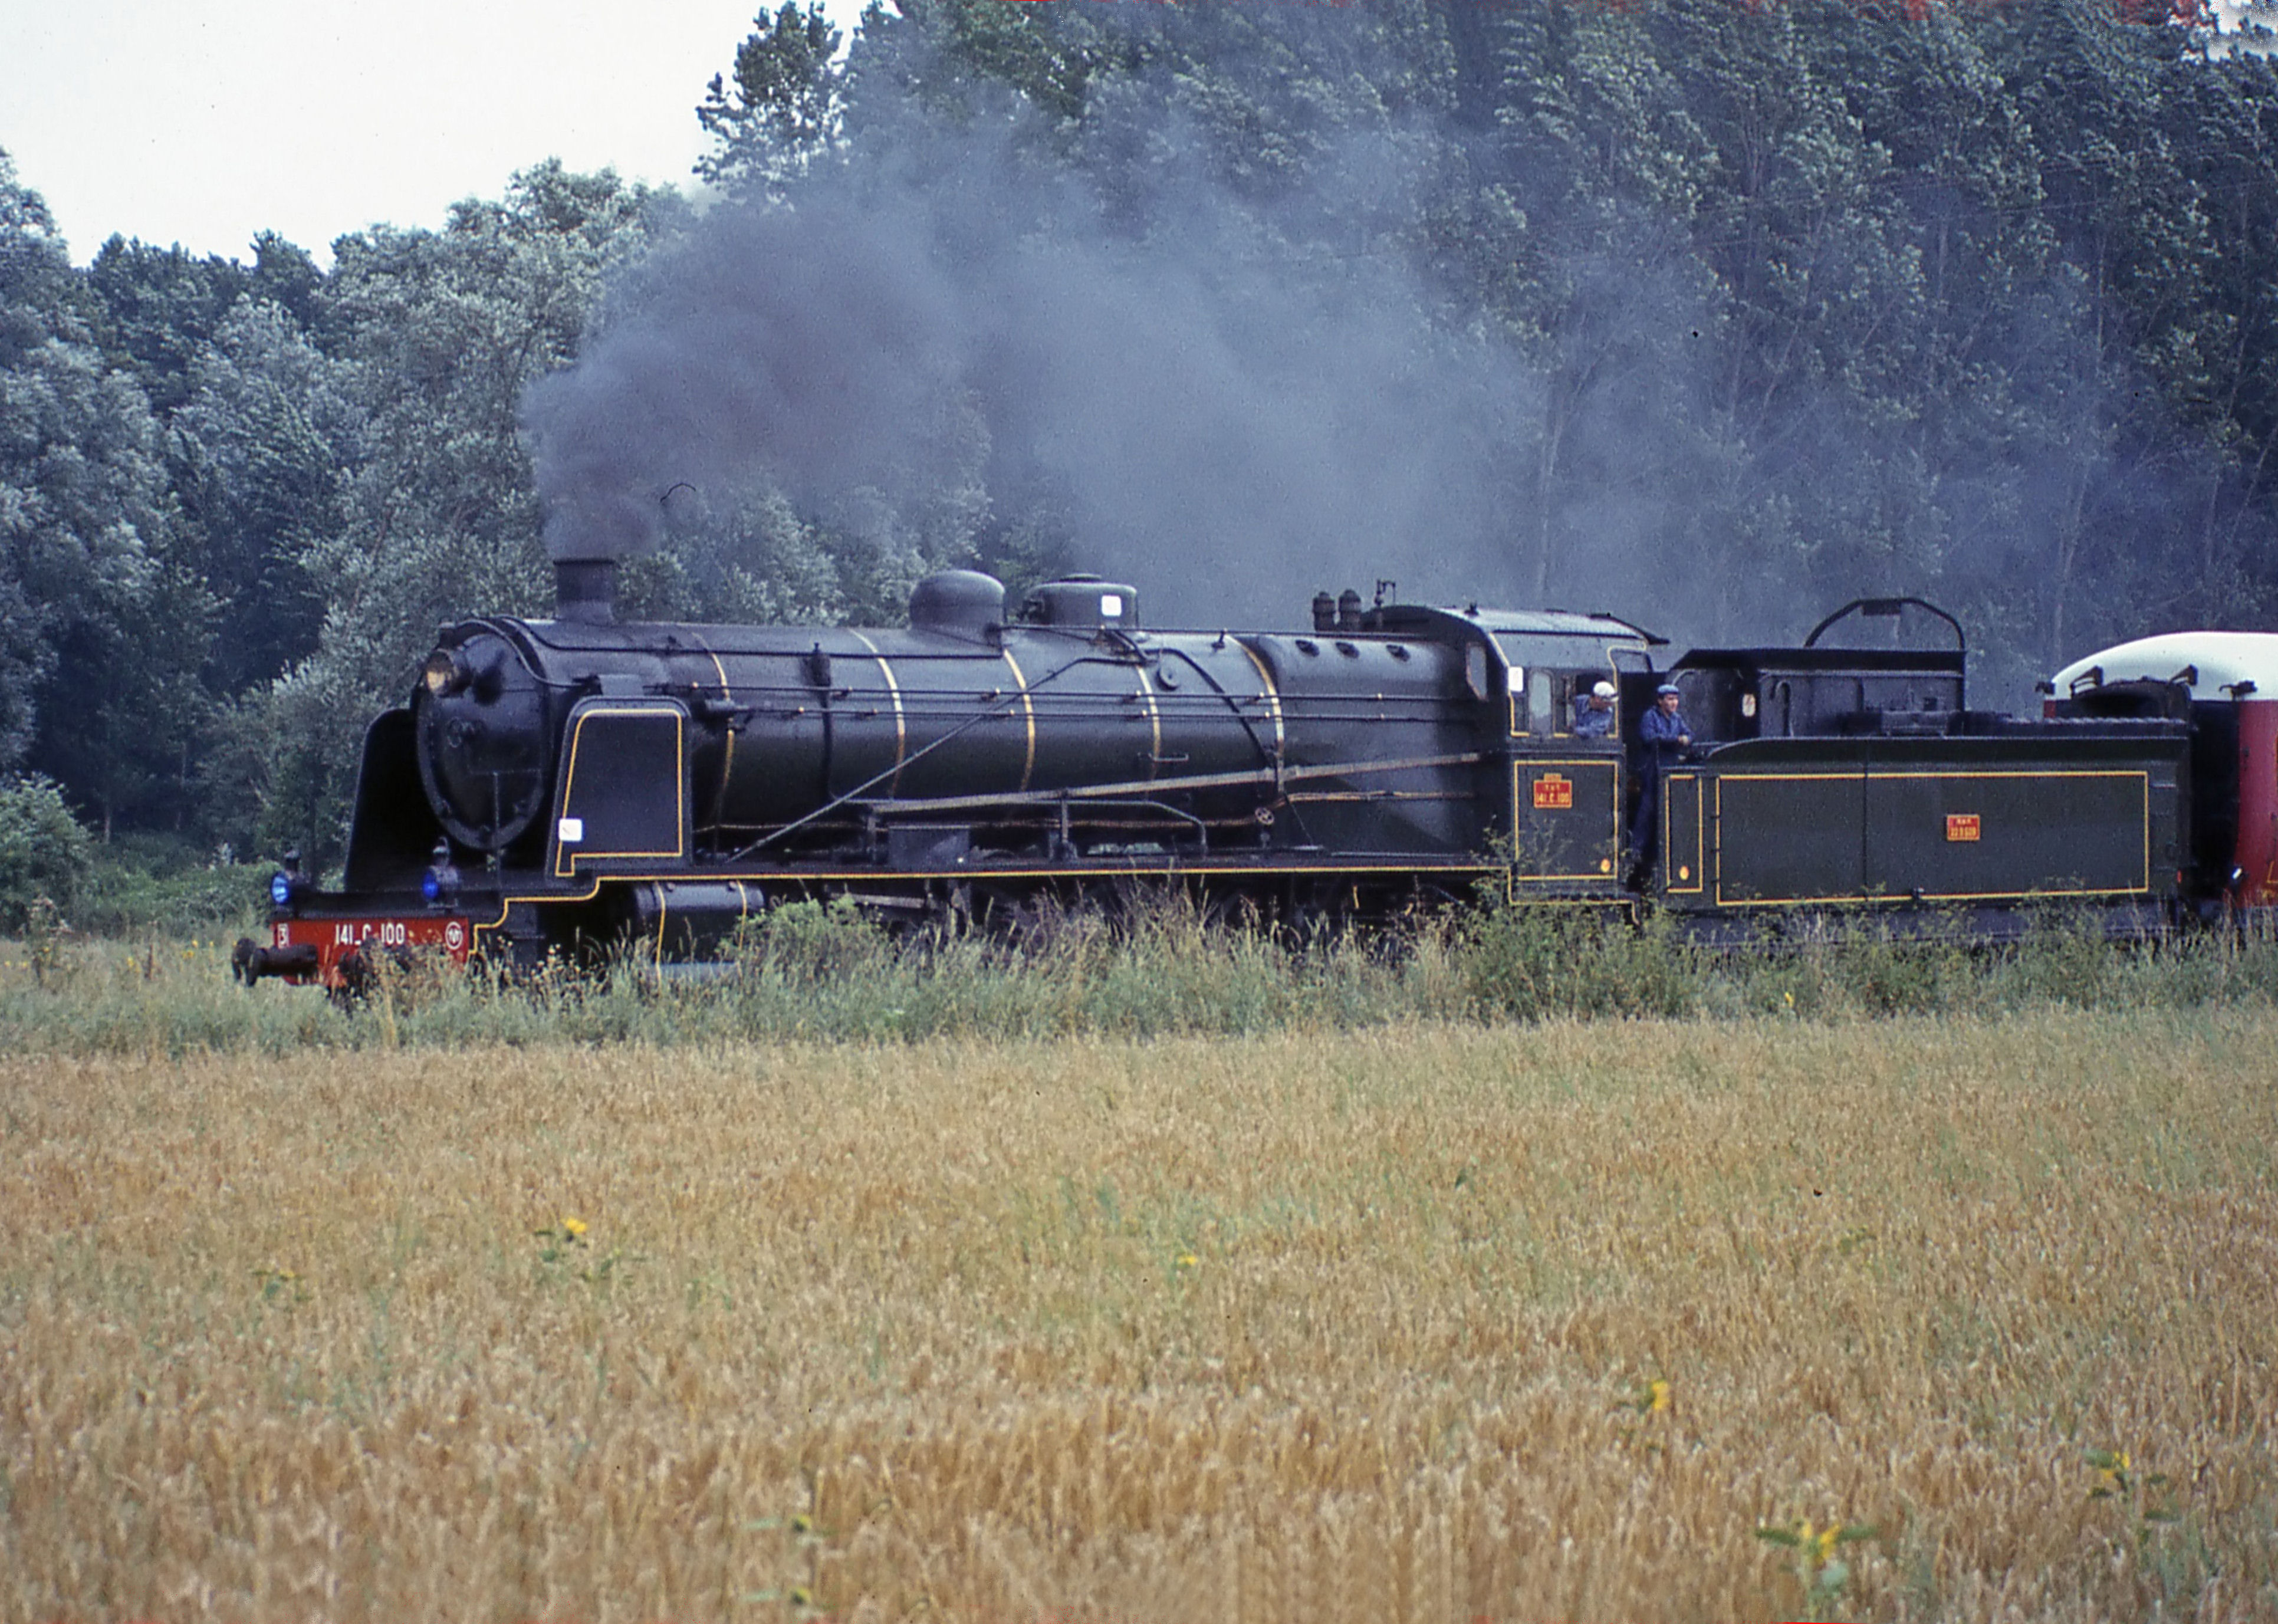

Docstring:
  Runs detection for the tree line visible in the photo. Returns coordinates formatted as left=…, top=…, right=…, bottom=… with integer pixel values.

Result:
left=4, top=0, right=2277, bottom=870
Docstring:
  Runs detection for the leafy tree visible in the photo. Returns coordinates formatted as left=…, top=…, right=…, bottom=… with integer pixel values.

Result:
left=169, top=297, right=359, bottom=693
left=698, top=1, right=847, bottom=196
left=86, top=238, right=254, bottom=416
left=0, top=772, right=92, bottom=930
left=1458, top=0, right=1721, bottom=607
left=0, top=149, right=212, bottom=836
left=236, top=162, right=662, bottom=864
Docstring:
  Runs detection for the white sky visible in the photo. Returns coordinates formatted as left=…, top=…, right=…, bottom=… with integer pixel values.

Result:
left=1, top=0, right=863, bottom=265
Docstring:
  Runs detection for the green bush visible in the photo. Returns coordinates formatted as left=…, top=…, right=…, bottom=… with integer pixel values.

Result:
left=75, top=853, right=267, bottom=937
left=728, top=895, right=898, bottom=985
left=0, top=775, right=94, bottom=932
left=1460, top=896, right=1702, bottom=1021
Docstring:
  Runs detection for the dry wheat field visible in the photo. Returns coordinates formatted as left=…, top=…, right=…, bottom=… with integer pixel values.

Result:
left=3, top=1011, right=2275, bottom=1623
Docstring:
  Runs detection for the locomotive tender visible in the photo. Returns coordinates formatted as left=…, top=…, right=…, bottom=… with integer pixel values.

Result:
left=236, top=559, right=2261, bottom=989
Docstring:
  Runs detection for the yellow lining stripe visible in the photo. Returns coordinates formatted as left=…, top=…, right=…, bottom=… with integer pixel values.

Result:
left=1136, top=665, right=1162, bottom=780
left=498, top=859, right=1496, bottom=900
left=699, top=636, right=735, bottom=826
left=1234, top=640, right=1284, bottom=766
left=1002, top=646, right=1036, bottom=793
left=846, top=632, right=906, bottom=796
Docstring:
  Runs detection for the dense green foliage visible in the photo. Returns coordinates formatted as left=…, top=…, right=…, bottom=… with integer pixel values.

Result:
left=0, top=774, right=92, bottom=931
left=5, top=0, right=2278, bottom=870
left=7, top=897, right=2278, bottom=1053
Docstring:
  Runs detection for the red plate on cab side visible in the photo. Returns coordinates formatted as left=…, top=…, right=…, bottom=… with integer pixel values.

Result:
left=271, top=915, right=472, bottom=987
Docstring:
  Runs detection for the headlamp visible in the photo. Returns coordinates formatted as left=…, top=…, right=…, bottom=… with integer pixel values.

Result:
left=269, top=870, right=294, bottom=908
left=422, top=649, right=470, bottom=697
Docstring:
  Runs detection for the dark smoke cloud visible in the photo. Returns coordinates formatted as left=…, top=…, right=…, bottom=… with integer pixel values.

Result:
left=520, top=4, right=2213, bottom=693
left=520, top=78, right=1553, bottom=626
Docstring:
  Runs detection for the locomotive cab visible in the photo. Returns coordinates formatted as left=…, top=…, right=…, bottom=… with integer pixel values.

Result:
left=1362, top=602, right=1658, bottom=892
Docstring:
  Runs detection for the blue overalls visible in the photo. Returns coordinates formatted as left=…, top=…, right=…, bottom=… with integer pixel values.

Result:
left=1629, top=702, right=1689, bottom=880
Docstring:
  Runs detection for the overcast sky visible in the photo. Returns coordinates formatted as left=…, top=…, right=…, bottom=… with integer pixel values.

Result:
left=1, top=0, right=862, bottom=265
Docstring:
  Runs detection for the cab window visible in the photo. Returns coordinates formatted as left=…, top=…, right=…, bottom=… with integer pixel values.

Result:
left=1465, top=643, right=1494, bottom=702
left=1526, top=668, right=1556, bottom=735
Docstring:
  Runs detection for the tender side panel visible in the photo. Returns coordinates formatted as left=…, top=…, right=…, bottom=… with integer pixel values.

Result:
left=1714, top=773, right=1866, bottom=904
left=1710, top=765, right=2166, bottom=906
left=1862, top=771, right=2151, bottom=898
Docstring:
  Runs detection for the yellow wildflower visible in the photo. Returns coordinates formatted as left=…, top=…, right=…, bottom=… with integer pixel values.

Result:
left=1176, top=1252, right=1198, bottom=1268
left=561, top=1215, right=588, bottom=1238
left=1648, top=1379, right=1671, bottom=1413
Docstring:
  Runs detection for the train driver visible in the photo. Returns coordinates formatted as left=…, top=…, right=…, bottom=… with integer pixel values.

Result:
left=1627, top=682, right=1692, bottom=887
left=1642, top=683, right=1691, bottom=753
left=1573, top=679, right=1618, bottom=738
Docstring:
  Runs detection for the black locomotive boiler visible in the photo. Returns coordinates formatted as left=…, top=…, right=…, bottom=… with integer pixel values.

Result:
left=238, top=561, right=2213, bottom=989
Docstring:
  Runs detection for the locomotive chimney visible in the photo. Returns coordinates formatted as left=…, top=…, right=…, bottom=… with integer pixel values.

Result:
left=554, top=558, right=618, bottom=624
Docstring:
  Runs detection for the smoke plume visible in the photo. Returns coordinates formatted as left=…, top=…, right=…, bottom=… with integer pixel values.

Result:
left=521, top=60, right=1557, bottom=625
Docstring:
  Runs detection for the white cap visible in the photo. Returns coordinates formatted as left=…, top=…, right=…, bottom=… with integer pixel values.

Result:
left=1592, top=680, right=1616, bottom=698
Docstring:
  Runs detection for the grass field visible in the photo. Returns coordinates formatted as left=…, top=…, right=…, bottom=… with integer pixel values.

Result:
left=4, top=1009, right=2274, bottom=1622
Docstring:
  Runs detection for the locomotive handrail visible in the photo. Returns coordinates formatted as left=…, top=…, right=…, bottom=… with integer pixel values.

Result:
left=1803, top=597, right=1965, bottom=653
left=823, top=749, right=1488, bottom=818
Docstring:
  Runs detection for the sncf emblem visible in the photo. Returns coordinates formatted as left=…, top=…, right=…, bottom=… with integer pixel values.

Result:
left=1946, top=813, right=1982, bottom=842
left=1533, top=773, right=1574, bottom=810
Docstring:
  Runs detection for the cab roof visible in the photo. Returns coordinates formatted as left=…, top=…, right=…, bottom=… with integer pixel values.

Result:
left=1373, top=603, right=1663, bottom=645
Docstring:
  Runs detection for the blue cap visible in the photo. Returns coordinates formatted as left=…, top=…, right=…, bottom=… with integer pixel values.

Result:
left=1656, top=682, right=1681, bottom=696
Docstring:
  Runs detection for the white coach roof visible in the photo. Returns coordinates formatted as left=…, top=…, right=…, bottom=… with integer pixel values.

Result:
left=2052, top=630, right=2278, bottom=700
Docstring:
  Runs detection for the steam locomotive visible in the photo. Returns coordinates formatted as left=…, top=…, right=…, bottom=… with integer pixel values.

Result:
left=234, top=558, right=2274, bottom=990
